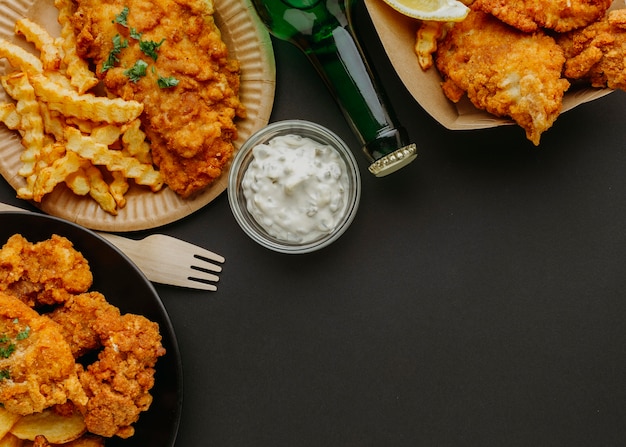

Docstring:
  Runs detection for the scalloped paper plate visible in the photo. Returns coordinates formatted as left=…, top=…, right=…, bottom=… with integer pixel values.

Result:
left=364, top=0, right=615, bottom=130
left=0, top=0, right=275, bottom=231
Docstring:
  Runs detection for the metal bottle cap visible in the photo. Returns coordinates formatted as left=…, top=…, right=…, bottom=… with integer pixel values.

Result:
left=367, top=143, right=417, bottom=177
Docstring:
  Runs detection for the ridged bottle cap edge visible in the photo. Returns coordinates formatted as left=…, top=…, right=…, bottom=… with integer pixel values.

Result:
left=367, top=143, right=417, bottom=177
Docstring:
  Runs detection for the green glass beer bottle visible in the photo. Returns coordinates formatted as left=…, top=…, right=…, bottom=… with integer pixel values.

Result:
left=250, top=0, right=417, bottom=176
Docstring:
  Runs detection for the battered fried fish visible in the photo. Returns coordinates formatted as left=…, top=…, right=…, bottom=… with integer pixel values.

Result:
left=472, top=0, right=613, bottom=32
left=558, top=9, right=626, bottom=90
left=0, top=291, right=88, bottom=415
left=72, top=0, right=246, bottom=197
left=435, top=9, right=570, bottom=145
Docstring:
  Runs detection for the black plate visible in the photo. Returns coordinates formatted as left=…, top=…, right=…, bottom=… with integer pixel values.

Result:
left=0, top=211, right=183, bottom=447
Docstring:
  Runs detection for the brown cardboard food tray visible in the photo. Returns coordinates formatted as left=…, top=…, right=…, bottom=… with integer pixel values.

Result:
left=364, top=0, right=615, bottom=130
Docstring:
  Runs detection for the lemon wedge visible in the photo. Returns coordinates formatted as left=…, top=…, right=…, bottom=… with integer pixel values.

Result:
left=380, top=0, right=470, bottom=21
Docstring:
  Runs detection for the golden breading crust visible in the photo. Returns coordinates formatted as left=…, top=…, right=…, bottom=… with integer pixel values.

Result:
left=78, top=313, right=166, bottom=438
left=0, top=291, right=88, bottom=415
left=558, top=9, right=626, bottom=90
left=472, top=0, right=613, bottom=32
left=435, top=9, right=570, bottom=145
left=0, top=233, right=166, bottom=440
left=0, top=234, right=93, bottom=307
left=48, top=291, right=121, bottom=358
left=72, top=0, right=246, bottom=198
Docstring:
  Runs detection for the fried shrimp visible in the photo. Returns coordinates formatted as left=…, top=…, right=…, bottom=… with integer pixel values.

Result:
left=472, top=0, right=613, bottom=33
left=0, top=234, right=93, bottom=307
left=558, top=9, right=626, bottom=91
left=0, top=291, right=88, bottom=415
left=435, top=9, right=570, bottom=145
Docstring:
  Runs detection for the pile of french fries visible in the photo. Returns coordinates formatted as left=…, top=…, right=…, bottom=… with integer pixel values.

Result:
left=0, top=0, right=163, bottom=215
left=0, top=406, right=101, bottom=447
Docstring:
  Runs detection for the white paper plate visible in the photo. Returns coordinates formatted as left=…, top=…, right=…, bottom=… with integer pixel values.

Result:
left=0, top=0, right=276, bottom=231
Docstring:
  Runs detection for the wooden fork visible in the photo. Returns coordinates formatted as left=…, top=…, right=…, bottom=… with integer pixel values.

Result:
left=0, top=202, right=224, bottom=291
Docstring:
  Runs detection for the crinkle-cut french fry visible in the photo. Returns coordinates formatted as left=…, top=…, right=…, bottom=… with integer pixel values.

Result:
left=0, top=103, right=20, bottom=130
left=29, top=74, right=143, bottom=123
left=0, top=39, right=43, bottom=74
left=122, top=119, right=152, bottom=164
left=84, top=165, right=118, bottom=215
left=38, top=103, right=65, bottom=140
left=1, top=73, right=44, bottom=177
left=65, top=127, right=163, bottom=191
left=37, top=141, right=66, bottom=166
left=110, top=171, right=130, bottom=208
left=415, top=21, right=453, bottom=71
left=32, top=147, right=83, bottom=202
left=64, top=167, right=91, bottom=196
left=17, top=175, right=35, bottom=199
left=54, top=0, right=99, bottom=93
left=64, top=116, right=98, bottom=134
left=14, top=18, right=61, bottom=71
left=44, top=69, right=75, bottom=90
left=91, top=124, right=123, bottom=146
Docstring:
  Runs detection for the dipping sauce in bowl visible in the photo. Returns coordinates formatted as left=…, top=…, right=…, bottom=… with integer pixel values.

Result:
left=228, top=120, right=361, bottom=254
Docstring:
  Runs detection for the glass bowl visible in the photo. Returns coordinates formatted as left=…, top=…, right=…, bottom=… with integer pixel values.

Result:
left=228, top=120, right=361, bottom=254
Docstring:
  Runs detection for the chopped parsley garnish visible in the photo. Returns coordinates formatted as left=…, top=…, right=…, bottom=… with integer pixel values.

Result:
left=0, top=343, right=15, bottom=359
left=114, top=6, right=130, bottom=27
left=158, top=75, right=179, bottom=88
left=108, top=7, right=173, bottom=87
left=0, top=320, right=31, bottom=381
left=130, top=27, right=142, bottom=40
left=124, top=59, right=149, bottom=82
left=102, top=34, right=128, bottom=72
left=140, top=38, right=166, bottom=61
left=16, top=326, right=30, bottom=341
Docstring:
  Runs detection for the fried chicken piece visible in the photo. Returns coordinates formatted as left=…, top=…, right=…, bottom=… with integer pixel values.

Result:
left=472, top=0, right=613, bottom=32
left=47, top=292, right=121, bottom=358
left=435, top=9, right=570, bottom=145
left=0, top=234, right=93, bottom=307
left=78, top=313, right=165, bottom=438
left=0, top=291, right=88, bottom=415
left=558, top=9, right=626, bottom=90
left=72, top=0, right=246, bottom=197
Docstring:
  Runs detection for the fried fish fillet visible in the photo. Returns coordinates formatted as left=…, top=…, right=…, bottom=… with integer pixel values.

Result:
left=558, top=9, right=626, bottom=90
left=72, top=0, right=246, bottom=197
left=435, top=9, right=570, bottom=145
left=0, top=291, right=88, bottom=415
left=472, top=0, right=613, bottom=32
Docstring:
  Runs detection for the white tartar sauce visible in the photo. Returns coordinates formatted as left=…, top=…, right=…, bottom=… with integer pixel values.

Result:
left=241, top=134, right=350, bottom=244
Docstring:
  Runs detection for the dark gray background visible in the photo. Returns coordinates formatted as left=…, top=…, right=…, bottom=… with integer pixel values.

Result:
left=2, top=4, right=626, bottom=446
